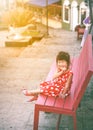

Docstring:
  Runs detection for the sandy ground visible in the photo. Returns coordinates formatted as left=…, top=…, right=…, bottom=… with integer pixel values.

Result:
left=0, top=28, right=93, bottom=130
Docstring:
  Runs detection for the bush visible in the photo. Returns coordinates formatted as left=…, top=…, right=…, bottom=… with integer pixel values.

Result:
left=1, top=7, right=34, bottom=27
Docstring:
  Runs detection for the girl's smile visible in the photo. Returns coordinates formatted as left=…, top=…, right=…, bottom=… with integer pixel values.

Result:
left=57, top=60, right=68, bottom=72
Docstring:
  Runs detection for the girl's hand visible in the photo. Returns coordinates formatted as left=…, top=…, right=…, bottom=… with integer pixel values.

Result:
left=59, top=93, right=68, bottom=99
left=53, top=69, right=64, bottom=80
left=59, top=87, right=70, bottom=99
left=57, top=69, right=64, bottom=76
left=62, top=87, right=69, bottom=95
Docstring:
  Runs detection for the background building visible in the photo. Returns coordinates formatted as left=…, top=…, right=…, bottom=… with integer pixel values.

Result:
left=62, top=0, right=89, bottom=31
left=0, top=0, right=89, bottom=31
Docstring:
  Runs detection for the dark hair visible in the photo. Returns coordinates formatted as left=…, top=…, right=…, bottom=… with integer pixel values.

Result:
left=56, top=51, right=70, bottom=66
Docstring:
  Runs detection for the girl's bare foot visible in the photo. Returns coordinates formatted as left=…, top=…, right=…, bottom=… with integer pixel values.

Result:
left=26, top=95, right=38, bottom=102
left=22, top=89, right=34, bottom=96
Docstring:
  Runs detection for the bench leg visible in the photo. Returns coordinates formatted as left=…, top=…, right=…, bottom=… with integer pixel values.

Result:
left=56, top=114, right=62, bottom=130
left=73, top=113, right=77, bottom=130
left=33, top=105, right=39, bottom=130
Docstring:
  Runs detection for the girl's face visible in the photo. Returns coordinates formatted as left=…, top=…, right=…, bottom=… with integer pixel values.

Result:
left=57, top=60, right=68, bottom=72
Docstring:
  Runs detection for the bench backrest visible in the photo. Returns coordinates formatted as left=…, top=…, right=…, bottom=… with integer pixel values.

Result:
left=71, top=34, right=93, bottom=110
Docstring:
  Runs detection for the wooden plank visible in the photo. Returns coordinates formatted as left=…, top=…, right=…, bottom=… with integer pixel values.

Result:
left=63, top=96, right=74, bottom=110
left=54, top=97, right=65, bottom=108
left=45, top=96, right=56, bottom=106
left=73, top=72, right=93, bottom=110
left=36, top=94, right=47, bottom=105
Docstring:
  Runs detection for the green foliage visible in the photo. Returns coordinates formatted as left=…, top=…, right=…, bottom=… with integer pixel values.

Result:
left=2, top=7, right=34, bottom=27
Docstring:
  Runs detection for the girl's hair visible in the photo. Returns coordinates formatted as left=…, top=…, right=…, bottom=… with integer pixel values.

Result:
left=56, top=51, right=70, bottom=66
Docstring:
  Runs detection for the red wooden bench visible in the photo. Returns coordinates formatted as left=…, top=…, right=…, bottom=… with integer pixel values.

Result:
left=33, top=34, right=93, bottom=130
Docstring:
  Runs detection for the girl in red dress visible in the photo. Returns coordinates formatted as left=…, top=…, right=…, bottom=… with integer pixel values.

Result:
left=22, top=51, right=73, bottom=102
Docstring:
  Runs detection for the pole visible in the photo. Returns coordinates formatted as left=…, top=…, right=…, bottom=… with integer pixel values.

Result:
left=89, top=0, right=93, bottom=34
left=89, top=0, right=93, bottom=24
left=46, top=0, right=49, bottom=36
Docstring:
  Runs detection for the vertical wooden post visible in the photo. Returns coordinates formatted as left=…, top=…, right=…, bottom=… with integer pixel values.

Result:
left=46, top=0, right=49, bottom=36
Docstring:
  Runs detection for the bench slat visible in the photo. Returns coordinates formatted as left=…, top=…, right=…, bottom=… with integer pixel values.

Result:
left=45, top=96, right=56, bottom=106
left=53, top=97, right=65, bottom=108
left=63, top=96, right=74, bottom=110
left=73, top=71, right=93, bottom=110
left=72, top=34, right=93, bottom=110
left=36, top=94, right=47, bottom=105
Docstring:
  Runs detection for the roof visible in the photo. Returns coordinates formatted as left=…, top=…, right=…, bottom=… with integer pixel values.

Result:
left=28, top=0, right=60, bottom=7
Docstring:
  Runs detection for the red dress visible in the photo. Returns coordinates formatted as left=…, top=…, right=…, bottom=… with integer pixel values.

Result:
left=40, top=70, right=73, bottom=97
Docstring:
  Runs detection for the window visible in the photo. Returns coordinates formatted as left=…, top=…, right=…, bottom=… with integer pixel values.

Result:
left=64, top=6, right=69, bottom=21
left=81, top=8, right=86, bottom=24
left=63, top=0, right=70, bottom=23
left=80, top=2, right=88, bottom=24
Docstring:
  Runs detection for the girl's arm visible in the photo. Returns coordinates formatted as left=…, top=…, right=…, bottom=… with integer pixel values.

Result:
left=62, top=73, right=73, bottom=95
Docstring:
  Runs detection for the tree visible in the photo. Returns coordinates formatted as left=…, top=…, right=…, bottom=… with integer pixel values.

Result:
left=1, top=7, right=34, bottom=27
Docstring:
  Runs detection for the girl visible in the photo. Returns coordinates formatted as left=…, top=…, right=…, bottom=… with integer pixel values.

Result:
left=22, top=51, right=73, bottom=102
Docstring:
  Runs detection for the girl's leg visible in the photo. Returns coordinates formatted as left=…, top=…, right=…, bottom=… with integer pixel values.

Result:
left=27, top=95, right=38, bottom=102
left=22, top=89, right=41, bottom=96
left=22, top=89, right=41, bottom=102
